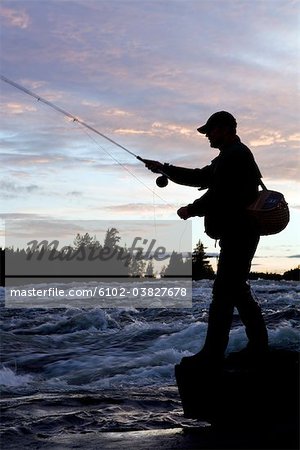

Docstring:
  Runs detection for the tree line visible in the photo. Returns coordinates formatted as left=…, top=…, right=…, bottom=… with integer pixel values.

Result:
left=249, top=267, right=300, bottom=281
left=1, top=229, right=298, bottom=282
left=1, top=228, right=215, bottom=281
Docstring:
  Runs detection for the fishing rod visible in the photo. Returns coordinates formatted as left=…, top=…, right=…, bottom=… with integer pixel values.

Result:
left=0, top=74, right=169, bottom=188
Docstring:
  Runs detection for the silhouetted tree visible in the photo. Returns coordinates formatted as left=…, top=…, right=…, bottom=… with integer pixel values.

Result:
left=129, top=257, right=146, bottom=277
left=282, top=266, right=300, bottom=281
left=145, top=259, right=155, bottom=277
left=183, top=254, right=193, bottom=276
left=103, top=228, right=121, bottom=250
left=164, top=251, right=186, bottom=277
left=73, top=232, right=99, bottom=250
left=192, top=240, right=214, bottom=280
left=249, top=272, right=282, bottom=280
left=160, top=264, right=166, bottom=278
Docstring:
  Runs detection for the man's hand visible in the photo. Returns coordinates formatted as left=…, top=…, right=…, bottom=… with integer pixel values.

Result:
left=142, top=159, right=164, bottom=174
left=177, top=206, right=191, bottom=220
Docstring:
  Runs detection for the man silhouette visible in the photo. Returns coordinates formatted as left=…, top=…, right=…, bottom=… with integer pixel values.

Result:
left=144, top=111, right=268, bottom=361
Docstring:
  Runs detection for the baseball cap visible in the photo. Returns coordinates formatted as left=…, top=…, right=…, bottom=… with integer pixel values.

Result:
left=197, top=111, right=237, bottom=134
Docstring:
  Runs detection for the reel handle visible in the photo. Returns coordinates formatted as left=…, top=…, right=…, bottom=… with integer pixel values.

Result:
left=156, top=175, right=169, bottom=188
left=137, top=156, right=169, bottom=188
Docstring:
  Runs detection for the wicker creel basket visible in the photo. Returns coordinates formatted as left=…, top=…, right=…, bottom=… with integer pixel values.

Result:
left=247, top=182, right=290, bottom=236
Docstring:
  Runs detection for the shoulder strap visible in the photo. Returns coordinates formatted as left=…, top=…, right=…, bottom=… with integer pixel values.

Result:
left=259, top=179, right=267, bottom=190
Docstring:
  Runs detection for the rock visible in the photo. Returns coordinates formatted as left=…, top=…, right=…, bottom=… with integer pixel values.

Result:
left=175, top=349, right=299, bottom=429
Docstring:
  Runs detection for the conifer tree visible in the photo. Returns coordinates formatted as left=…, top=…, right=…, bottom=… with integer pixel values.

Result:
left=73, top=232, right=99, bottom=250
left=164, top=251, right=185, bottom=277
left=192, top=240, right=214, bottom=280
left=145, top=259, right=155, bottom=277
left=103, top=228, right=121, bottom=250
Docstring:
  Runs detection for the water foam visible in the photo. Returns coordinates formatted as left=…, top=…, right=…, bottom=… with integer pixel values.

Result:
left=0, top=366, right=33, bottom=387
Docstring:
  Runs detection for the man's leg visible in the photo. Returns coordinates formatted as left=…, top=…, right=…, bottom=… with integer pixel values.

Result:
left=228, top=230, right=268, bottom=352
left=200, top=241, right=236, bottom=358
left=180, top=244, right=234, bottom=364
left=201, top=293, right=234, bottom=358
left=203, top=229, right=268, bottom=357
left=235, top=286, right=268, bottom=352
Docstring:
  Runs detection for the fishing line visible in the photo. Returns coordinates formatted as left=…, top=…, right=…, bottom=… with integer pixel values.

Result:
left=81, top=127, right=174, bottom=250
left=152, top=185, right=158, bottom=238
left=0, top=74, right=138, bottom=158
left=80, top=126, right=175, bottom=207
left=1, top=74, right=176, bottom=207
left=1, top=74, right=191, bottom=255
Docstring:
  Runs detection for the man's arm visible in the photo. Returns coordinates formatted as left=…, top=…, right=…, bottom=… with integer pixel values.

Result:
left=177, top=191, right=212, bottom=220
left=143, top=159, right=213, bottom=188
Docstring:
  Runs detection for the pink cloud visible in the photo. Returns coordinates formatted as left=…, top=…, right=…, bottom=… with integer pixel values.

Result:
left=0, top=6, right=30, bottom=29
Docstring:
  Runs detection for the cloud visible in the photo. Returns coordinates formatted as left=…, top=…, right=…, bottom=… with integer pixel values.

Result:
left=0, top=180, right=40, bottom=198
left=0, top=152, right=99, bottom=171
left=115, top=128, right=152, bottom=136
left=103, top=203, right=174, bottom=215
left=250, top=132, right=286, bottom=148
left=1, top=153, right=64, bottom=168
left=249, top=130, right=300, bottom=148
left=113, top=121, right=196, bottom=140
left=4, top=219, right=91, bottom=243
left=151, top=122, right=194, bottom=137
left=4, top=102, right=37, bottom=115
left=288, top=133, right=300, bottom=142
left=67, top=191, right=82, bottom=197
left=0, top=6, right=30, bottom=29
left=0, top=213, right=46, bottom=219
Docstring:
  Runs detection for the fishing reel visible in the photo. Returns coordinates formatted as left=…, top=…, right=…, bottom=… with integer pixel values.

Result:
left=156, top=175, right=169, bottom=188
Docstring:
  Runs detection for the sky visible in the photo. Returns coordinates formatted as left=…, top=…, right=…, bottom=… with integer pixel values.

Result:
left=0, top=0, right=299, bottom=274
